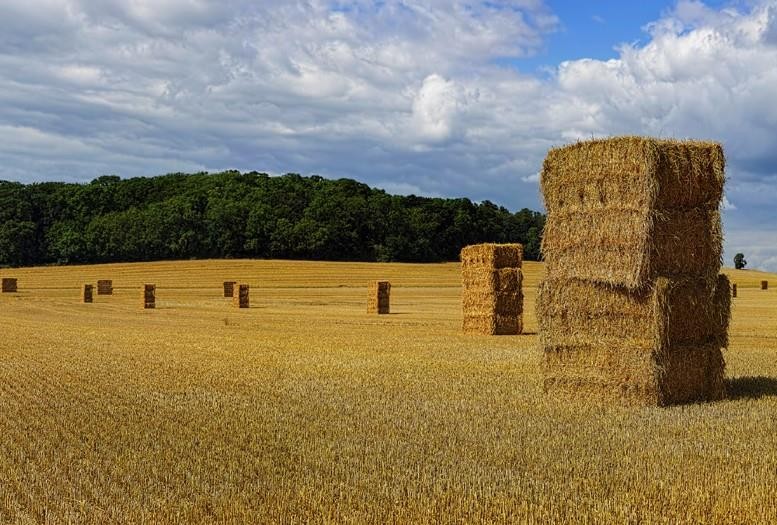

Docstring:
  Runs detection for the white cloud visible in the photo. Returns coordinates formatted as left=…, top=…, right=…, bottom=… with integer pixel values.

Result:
left=2, top=1, right=777, bottom=267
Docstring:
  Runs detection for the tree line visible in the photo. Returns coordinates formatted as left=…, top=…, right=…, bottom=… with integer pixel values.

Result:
left=0, top=171, right=545, bottom=267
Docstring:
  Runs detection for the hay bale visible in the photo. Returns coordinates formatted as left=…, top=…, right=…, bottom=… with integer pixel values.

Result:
left=233, top=284, right=249, bottom=308
left=2, top=278, right=18, bottom=293
left=142, top=284, right=156, bottom=309
left=97, top=280, right=113, bottom=295
left=223, top=281, right=236, bottom=298
left=538, top=274, right=730, bottom=406
left=761, top=280, right=768, bottom=290
left=461, top=243, right=523, bottom=335
left=82, top=284, right=94, bottom=303
left=732, top=283, right=737, bottom=298
left=367, top=281, right=391, bottom=314
left=541, top=137, right=724, bottom=289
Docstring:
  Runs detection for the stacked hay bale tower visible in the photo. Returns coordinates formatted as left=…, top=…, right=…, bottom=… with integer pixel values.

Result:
left=461, top=243, right=523, bottom=335
left=367, top=281, right=391, bottom=314
left=142, top=284, right=156, bottom=309
left=538, top=137, right=731, bottom=406
left=82, top=284, right=94, bottom=303
left=234, top=284, right=250, bottom=308
left=97, top=280, right=113, bottom=295
left=2, top=278, right=17, bottom=293
left=223, top=281, right=236, bottom=298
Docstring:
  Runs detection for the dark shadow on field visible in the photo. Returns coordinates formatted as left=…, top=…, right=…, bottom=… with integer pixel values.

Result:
left=726, top=376, right=777, bottom=400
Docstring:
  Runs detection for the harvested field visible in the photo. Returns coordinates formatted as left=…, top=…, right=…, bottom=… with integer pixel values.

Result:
left=1, top=259, right=777, bottom=523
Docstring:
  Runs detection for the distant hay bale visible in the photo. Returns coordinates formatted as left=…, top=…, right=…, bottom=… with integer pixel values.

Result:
left=82, top=284, right=94, bottom=303
left=461, top=243, right=523, bottom=335
left=540, top=137, right=724, bottom=289
left=732, top=283, right=737, bottom=297
left=538, top=275, right=730, bottom=405
left=367, top=281, right=391, bottom=314
left=97, top=280, right=113, bottom=295
left=2, top=278, right=17, bottom=293
left=142, top=284, right=156, bottom=309
left=233, top=284, right=249, bottom=308
left=223, top=281, right=236, bottom=298
left=761, top=280, right=768, bottom=290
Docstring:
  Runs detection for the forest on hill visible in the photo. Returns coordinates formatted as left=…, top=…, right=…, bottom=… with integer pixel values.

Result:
left=0, top=171, right=545, bottom=267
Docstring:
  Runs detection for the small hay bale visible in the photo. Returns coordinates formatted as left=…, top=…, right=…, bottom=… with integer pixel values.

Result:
left=367, top=281, right=391, bottom=314
left=223, top=281, right=237, bottom=298
left=540, top=137, right=724, bottom=289
left=141, top=284, right=156, bottom=309
left=761, top=280, right=768, bottom=290
left=732, top=283, right=737, bottom=298
left=461, top=243, right=523, bottom=335
left=233, top=284, right=249, bottom=308
left=97, top=280, right=113, bottom=295
left=538, top=274, right=730, bottom=406
left=82, top=284, right=94, bottom=303
left=2, top=278, right=18, bottom=293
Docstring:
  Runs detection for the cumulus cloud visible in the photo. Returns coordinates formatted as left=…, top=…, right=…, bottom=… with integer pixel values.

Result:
left=2, top=1, right=777, bottom=267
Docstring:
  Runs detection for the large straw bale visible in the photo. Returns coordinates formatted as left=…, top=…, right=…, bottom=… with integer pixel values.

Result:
left=461, top=243, right=524, bottom=335
left=541, top=137, right=725, bottom=288
left=367, top=281, right=391, bottom=314
left=233, top=284, right=249, bottom=309
left=142, top=284, right=156, bottom=309
left=2, top=278, right=17, bottom=293
left=223, top=281, right=236, bottom=298
left=539, top=274, right=730, bottom=406
left=97, top=280, right=113, bottom=295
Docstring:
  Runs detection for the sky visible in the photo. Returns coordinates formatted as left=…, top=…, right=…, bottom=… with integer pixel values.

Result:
left=1, top=0, right=777, bottom=268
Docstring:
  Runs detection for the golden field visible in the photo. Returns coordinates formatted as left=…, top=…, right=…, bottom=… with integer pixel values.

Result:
left=1, top=259, right=777, bottom=524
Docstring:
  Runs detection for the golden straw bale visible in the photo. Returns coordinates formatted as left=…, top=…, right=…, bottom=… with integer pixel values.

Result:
left=541, top=137, right=725, bottom=289
left=732, top=283, right=737, bottom=297
left=461, top=243, right=524, bottom=335
left=233, top=284, right=249, bottom=308
left=141, top=284, right=156, bottom=309
left=223, top=281, right=236, bottom=298
left=97, top=280, right=113, bottom=295
left=82, top=284, right=94, bottom=303
left=539, top=274, right=730, bottom=406
left=367, top=281, right=391, bottom=314
left=2, top=278, right=18, bottom=293
left=761, top=280, right=768, bottom=290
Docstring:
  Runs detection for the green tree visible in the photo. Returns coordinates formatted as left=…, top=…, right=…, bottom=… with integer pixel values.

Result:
left=734, top=253, right=747, bottom=270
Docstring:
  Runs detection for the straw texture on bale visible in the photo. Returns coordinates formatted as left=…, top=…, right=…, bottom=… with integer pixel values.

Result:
left=461, top=244, right=524, bottom=335
left=761, top=280, right=768, bottom=290
left=97, top=280, right=113, bottom=295
left=233, top=284, right=249, bottom=308
left=142, top=284, right=156, bottom=309
left=367, top=281, right=391, bottom=315
left=82, top=284, right=94, bottom=304
left=2, top=278, right=17, bottom=293
left=223, top=281, right=236, bottom=298
left=541, top=137, right=725, bottom=289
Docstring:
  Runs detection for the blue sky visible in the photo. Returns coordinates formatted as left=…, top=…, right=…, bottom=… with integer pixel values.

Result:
left=0, top=0, right=777, bottom=268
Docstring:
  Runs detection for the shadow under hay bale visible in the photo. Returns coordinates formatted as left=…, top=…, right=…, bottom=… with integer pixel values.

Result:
left=233, top=284, right=249, bottom=308
left=541, top=137, right=724, bottom=289
left=142, top=284, right=156, bottom=309
left=461, top=243, right=523, bottom=335
left=367, top=281, right=390, bottom=314
left=223, top=281, right=236, bottom=298
left=2, top=278, right=18, bottom=293
left=726, top=376, right=777, bottom=400
left=97, top=280, right=113, bottom=295
left=82, top=284, right=94, bottom=303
